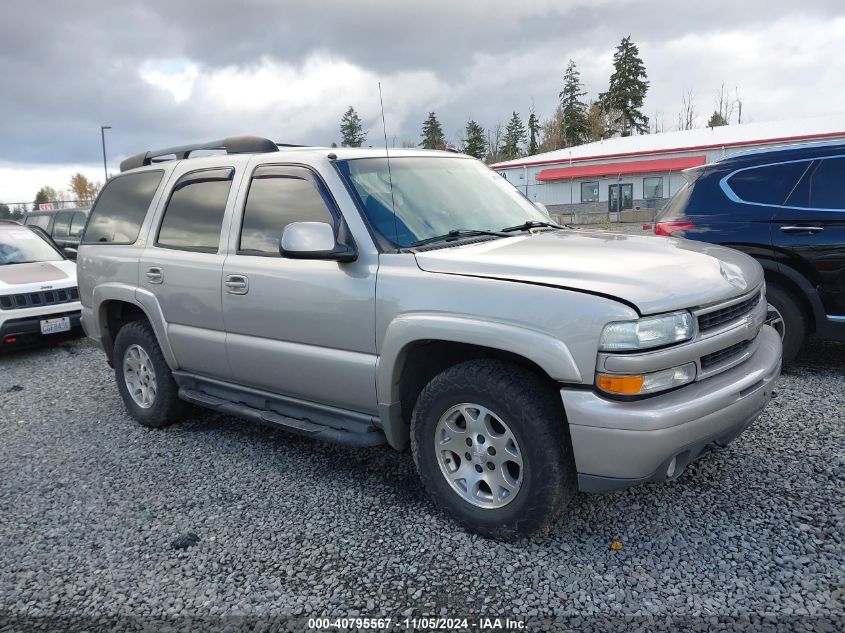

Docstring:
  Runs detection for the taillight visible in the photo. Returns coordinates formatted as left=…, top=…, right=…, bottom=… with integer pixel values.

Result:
left=654, top=220, right=695, bottom=237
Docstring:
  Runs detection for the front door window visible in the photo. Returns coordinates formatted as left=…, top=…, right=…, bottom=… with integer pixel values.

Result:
left=608, top=183, right=633, bottom=213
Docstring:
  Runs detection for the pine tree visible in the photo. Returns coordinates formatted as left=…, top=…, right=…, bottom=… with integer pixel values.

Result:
left=339, top=106, right=366, bottom=147
left=419, top=112, right=445, bottom=149
left=33, top=186, right=58, bottom=210
left=706, top=111, right=729, bottom=128
left=559, top=60, right=588, bottom=146
left=527, top=111, right=540, bottom=155
left=500, top=112, right=527, bottom=161
left=600, top=36, right=650, bottom=136
left=462, top=119, right=487, bottom=159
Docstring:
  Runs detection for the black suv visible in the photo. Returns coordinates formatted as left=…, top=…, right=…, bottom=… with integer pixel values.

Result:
left=23, top=207, right=89, bottom=251
left=654, top=141, right=844, bottom=363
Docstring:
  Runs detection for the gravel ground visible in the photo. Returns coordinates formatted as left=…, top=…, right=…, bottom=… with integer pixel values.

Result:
left=0, top=336, right=843, bottom=632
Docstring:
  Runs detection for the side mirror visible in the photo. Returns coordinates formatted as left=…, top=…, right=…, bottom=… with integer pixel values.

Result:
left=63, top=247, right=78, bottom=261
left=280, top=221, right=357, bottom=262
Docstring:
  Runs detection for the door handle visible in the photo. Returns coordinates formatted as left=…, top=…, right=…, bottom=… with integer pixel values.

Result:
left=224, top=274, right=249, bottom=295
left=780, top=225, right=824, bottom=235
left=145, top=267, right=163, bottom=284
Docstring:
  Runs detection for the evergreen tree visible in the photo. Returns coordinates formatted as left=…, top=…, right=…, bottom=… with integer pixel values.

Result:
left=419, top=112, right=445, bottom=149
left=33, top=186, right=58, bottom=210
left=339, top=106, right=366, bottom=147
left=527, top=111, right=540, bottom=155
left=0, top=203, right=10, bottom=220
left=706, top=110, right=729, bottom=128
left=500, top=111, right=527, bottom=161
left=462, top=119, right=487, bottom=159
left=600, top=36, right=650, bottom=136
left=559, top=59, right=588, bottom=146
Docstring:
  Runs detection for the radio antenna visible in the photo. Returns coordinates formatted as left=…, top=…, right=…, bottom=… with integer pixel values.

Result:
left=378, top=81, right=399, bottom=244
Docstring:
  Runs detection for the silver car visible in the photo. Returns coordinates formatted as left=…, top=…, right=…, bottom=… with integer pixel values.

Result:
left=78, top=136, right=782, bottom=538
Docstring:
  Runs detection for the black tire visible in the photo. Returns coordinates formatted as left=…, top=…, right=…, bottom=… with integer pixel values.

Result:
left=410, top=359, right=576, bottom=539
left=766, top=282, right=807, bottom=364
left=113, top=320, right=189, bottom=428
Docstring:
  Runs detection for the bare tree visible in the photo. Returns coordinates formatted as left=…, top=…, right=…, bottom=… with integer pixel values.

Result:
left=677, top=89, right=698, bottom=131
left=485, top=122, right=503, bottom=164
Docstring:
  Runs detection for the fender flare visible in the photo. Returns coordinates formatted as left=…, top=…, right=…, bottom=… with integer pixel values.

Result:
left=93, top=284, right=178, bottom=369
left=757, top=259, right=825, bottom=329
left=376, top=313, right=582, bottom=448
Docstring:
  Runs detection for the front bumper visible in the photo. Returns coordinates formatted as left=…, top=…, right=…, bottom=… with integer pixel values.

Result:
left=563, top=324, right=782, bottom=492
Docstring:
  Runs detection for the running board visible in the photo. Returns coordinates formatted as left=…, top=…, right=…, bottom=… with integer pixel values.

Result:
left=178, top=388, right=386, bottom=448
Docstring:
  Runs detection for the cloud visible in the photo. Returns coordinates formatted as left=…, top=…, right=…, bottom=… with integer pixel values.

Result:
left=1, top=0, right=844, bottom=201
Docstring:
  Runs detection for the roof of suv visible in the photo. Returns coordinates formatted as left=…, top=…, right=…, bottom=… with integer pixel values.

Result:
left=119, top=135, right=465, bottom=172
left=716, top=139, right=845, bottom=167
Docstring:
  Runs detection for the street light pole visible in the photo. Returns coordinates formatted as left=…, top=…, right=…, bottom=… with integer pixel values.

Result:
left=100, top=125, right=112, bottom=182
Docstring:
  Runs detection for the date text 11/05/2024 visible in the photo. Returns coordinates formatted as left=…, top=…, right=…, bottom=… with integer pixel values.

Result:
left=307, top=617, right=526, bottom=630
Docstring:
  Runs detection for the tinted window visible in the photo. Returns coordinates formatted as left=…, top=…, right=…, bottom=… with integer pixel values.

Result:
left=26, top=214, right=51, bottom=230
left=809, top=158, right=845, bottom=209
left=239, top=174, right=334, bottom=255
left=83, top=171, right=163, bottom=244
left=69, top=212, right=87, bottom=237
left=157, top=168, right=233, bottom=252
left=727, top=162, right=808, bottom=206
left=53, top=212, right=72, bottom=237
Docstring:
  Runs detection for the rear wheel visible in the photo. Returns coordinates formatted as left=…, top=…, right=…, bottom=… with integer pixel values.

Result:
left=113, top=320, right=189, bottom=428
left=766, top=282, right=806, bottom=364
left=411, top=360, right=576, bottom=539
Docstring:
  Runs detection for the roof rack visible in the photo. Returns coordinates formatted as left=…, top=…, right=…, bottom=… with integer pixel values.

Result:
left=119, top=135, right=280, bottom=172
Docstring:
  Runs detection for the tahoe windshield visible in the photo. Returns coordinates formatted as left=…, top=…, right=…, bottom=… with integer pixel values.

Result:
left=336, top=156, right=549, bottom=248
left=0, top=229, right=62, bottom=265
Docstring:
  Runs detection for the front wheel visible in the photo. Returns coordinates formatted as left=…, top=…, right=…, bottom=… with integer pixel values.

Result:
left=411, top=360, right=576, bottom=539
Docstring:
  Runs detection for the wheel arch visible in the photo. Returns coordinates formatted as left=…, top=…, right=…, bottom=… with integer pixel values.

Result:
left=758, top=259, right=821, bottom=333
left=376, top=314, right=581, bottom=450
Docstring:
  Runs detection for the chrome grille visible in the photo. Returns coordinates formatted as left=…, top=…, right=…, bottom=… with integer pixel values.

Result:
left=700, top=339, right=753, bottom=370
left=698, top=292, right=760, bottom=332
left=0, top=287, right=79, bottom=311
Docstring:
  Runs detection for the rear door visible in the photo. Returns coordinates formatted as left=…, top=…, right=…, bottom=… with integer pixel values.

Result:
left=775, top=157, right=845, bottom=319
left=51, top=211, right=73, bottom=248
left=138, top=165, right=240, bottom=379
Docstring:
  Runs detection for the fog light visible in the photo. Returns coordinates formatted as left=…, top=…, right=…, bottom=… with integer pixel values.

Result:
left=666, top=456, right=677, bottom=478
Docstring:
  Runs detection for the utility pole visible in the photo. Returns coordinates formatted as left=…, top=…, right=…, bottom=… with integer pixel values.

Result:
left=100, top=126, right=112, bottom=182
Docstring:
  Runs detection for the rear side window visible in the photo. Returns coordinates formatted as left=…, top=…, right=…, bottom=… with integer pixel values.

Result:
left=52, top=212, right=72, bottom=237
left=156, top=168, right=233, bottom=252
left=239, top=172, right=335, bottom=256
left=809, top=157, right=845, bottom=209
left=83, top=171, right=163, bottom=244
left=69, top=212, right=87, bottom=237
left=25, top=214, right=51, bottom=230
left=726, top=162, right=809, bottom=206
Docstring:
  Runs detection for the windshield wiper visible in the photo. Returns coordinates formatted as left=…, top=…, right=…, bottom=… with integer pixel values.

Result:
left=500, top=220, right=563, bottom=233
left=408, top=229, right=510, bottom=248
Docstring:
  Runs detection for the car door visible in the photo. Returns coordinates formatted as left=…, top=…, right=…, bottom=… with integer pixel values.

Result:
left=776, top=156, right=845, bottom=319
left=67, top=211, right=88, bottom=248
left=138, top=165, right=240, bottom=380
left=222, top=163, right=378, bottom=414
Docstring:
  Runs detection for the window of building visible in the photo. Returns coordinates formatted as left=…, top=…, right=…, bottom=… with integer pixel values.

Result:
left=239, top=173, right=335, bottom=256
left=581, top=181, right=599, bottom=202
left=156, top=168, right=233, bottom=252
left=643, top=176, right=663, bottom=200
left=69, top=212, right=87, bottom=237
left=83, top=171, right=163, bottom=244
left=808, top=157, right=845, bottom=209
left=727, top=162, right=809, bottom=206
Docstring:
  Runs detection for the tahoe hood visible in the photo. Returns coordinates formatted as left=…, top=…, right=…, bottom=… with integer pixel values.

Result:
left=413, top=230, right=763, bottom=315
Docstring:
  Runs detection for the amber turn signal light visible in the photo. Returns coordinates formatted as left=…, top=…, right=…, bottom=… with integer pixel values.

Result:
left=596, top=374, right=645, bottom=395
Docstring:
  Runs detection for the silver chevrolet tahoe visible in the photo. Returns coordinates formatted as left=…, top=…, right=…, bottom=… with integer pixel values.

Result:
left=78, top=136, right=782, bottom=538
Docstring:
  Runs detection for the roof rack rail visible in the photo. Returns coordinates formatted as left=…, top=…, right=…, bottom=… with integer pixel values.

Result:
left=120, top=135, right=279, bottom=172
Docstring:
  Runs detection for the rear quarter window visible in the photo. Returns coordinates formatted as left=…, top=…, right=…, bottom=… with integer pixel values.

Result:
left=82, top=171, right=164, bottom=244
left=725, top=161, right=810, bottom=206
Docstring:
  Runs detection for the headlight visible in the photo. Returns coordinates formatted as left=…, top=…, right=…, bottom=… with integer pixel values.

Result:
left=597, top=362, right=697, bottom=396
left=599, top=311, right=695, bottom=352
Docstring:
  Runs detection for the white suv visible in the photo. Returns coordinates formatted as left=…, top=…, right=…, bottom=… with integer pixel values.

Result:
left=0, top=222, right=81, bottom=349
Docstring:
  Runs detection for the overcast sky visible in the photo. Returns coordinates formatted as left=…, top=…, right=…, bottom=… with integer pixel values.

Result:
left=1, top=0, right=844, bottom=203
